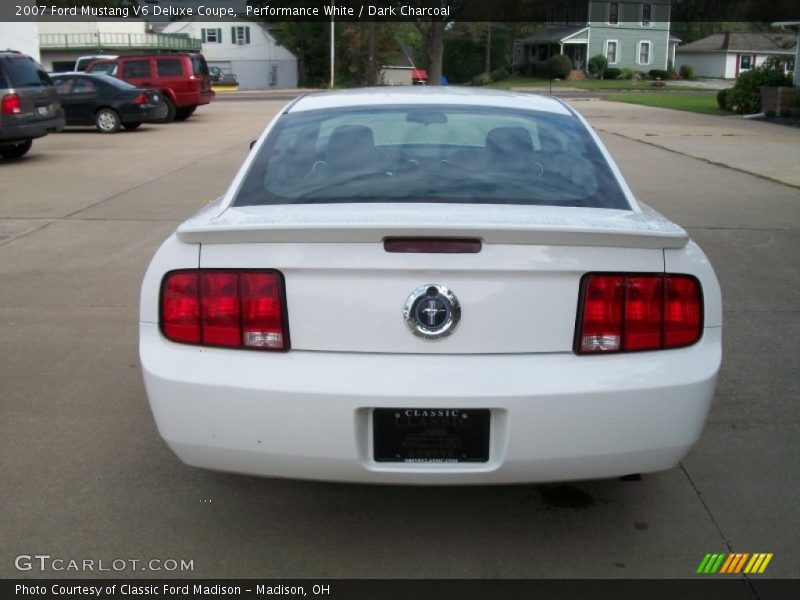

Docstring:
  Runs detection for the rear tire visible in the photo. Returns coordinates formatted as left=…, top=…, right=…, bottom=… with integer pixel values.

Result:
left=123, top=122, right=142, bottom=130
left=95, top=108, right=121, bottom=133
left=0, top=139, right=33, bottom=159
left=174, top=105, right=196, bottom=121
left=157, top=97, right=176, bottom=123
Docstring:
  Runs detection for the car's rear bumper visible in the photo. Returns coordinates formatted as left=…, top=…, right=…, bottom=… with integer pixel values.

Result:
left=119, top=103, right=167, bottom=123
left=0, top=111, right=64, bottom=143
left=173, top=90, right=214, bottom=108
left=140, top=324, right=721, bottom=485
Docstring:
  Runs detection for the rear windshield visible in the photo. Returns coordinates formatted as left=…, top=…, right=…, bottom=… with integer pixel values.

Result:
left=87, top=62, right=116, bottom=75
left=234, top=105, right=629, bottom=209
left=2, top=56, right=52, bottom=88
left=75, top=58, right=97, bottom=72
left=191, top=55, right=209, bottom=77
left=95, top=75, right=137, bottom=89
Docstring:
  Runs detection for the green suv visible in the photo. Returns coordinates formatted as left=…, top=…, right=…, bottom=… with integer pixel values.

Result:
left=0, top=51, right=65, bottom=159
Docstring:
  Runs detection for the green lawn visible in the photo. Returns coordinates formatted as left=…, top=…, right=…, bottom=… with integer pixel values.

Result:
left=606, top=93, right=731, bottom=116
left=485, top=76, right=702, bottom=91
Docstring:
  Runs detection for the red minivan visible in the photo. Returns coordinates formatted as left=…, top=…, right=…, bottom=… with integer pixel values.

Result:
left=86, top=53, right=214, bottom=122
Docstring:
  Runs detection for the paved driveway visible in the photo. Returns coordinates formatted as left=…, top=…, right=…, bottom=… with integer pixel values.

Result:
left=1, top=99, right=797, bottom=584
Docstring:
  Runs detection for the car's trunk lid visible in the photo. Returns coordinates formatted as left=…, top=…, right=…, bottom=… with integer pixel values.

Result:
left=189, top=203, right=684, bottom=354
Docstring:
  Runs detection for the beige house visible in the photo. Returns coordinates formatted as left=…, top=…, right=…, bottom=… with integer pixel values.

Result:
left=675, top=32, right=797, bottom=79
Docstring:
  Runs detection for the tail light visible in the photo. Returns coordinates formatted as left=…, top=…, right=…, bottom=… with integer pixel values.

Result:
left=160, top=270, right=289, bottom=351
left=1, top=93, right=22, bottom=115
left=132, top=92, right=148, bottom=105
left=576, top=273, right=702, bottom=354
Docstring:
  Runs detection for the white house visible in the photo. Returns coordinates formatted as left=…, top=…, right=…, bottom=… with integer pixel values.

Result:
left=0, top=22, right=40, bottom=62
left=162, top=20, right=297, bottom=90
left=676, top=32, right=797, bottom=79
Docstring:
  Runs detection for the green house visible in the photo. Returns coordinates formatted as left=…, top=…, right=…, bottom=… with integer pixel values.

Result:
left=514, top=1, right=678, bottom=72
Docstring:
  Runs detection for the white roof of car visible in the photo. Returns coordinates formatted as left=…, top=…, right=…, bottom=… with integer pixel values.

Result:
left=289, top=87, right=574, bottom=116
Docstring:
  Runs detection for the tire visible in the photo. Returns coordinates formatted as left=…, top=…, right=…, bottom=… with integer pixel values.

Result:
left=0, top=139, right=33, bottom=159
left=174, top=105, right=196, bottom=121
left=95, top=108, right=121, bottom=133
left=123, top=122, right=142, bottom=130
left=157, top=97, right=176, bottom=123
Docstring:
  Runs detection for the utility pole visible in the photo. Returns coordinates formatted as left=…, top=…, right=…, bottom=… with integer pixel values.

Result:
left=329, top=1, right=335, bottom=89
left=485, top=23, right=492, bottom=74
left=368, top=21, right=377, bottom=86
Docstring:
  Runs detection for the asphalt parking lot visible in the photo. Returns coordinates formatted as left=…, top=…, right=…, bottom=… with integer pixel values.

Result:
left=1, top=97, right=798, bottom=584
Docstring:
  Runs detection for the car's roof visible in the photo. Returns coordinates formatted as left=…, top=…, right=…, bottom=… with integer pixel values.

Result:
left=0, top=51, right=33, bottom=60
left=288, top=87, right=574, bottom=116
left=90, top=53, right=198, bottom=61
left=53, top=72, right=113, bottom=79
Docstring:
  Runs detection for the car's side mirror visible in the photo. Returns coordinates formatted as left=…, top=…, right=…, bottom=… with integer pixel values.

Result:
left=249, top=139, right=257, bottom=150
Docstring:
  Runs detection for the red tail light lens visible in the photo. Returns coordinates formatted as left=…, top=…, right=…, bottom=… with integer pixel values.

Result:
left=664, top=275, right=702, bottom=347
left=623, top=276, right=663, bottom=351
left=161, top=272, right=200, bottom=344
left=240, top=272, right=286, bottom=349
left=160, top=270, right=288, bottom=351
left=132, top=92, right=148, bottom=105
left=576, top=273, right=702, bottom=354
left=579, top=275, right=624, bottom=352
left=1, top=93, right=22, bottom=115
left=201, top=272, right=240, bottom=346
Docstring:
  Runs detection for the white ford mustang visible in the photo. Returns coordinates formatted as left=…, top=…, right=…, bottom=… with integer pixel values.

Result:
left=140, top=88, right=721, bottom=484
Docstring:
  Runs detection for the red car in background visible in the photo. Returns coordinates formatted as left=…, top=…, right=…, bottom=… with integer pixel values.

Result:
left=86, top=53, right=214, bottom=122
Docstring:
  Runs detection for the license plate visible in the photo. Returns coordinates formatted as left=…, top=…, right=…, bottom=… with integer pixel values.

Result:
left=153, top=94, right=159, bottom=102
left=37, top=106, right=48, bottom=116
left=373, top=408, right=490, bottom=463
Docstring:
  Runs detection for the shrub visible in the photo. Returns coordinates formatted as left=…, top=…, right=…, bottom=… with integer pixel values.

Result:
left=727, top=60, right=793, bottom=114
left=716, top=88, right=731, bottom=110
left=620, top=67, right=635, bottom=80
left=648, top=69, right=670, bottom=81
left=604, top=67, right=622, bottom=80
left=520, top=61, right=549, bottom=78
left=470, top=72, right=492, bottom=86
left=588, top=54, right=608, bottom=78
left=547, top=54, right=573, bottom=79
left=679, top=64, right=694, bottom=80
left=490, top=67, right=510, bottom=82
left=667, top=58, right=675, bottom=74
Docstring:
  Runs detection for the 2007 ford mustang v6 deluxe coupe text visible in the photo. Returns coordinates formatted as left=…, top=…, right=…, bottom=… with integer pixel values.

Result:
left=140, top=88, right=721, bottom=484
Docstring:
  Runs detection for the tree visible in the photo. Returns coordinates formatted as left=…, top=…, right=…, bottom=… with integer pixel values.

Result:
left=269, top=22, right=330, bottom=87
left=412, top=22, right=446, bottom=85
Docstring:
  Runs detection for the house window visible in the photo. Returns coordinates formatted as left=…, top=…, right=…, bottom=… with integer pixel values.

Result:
left=202, top=28, right=222, bottom=44
left=740, top=55, right=753, bottom=70
left=606, top=40, right=618, bottom=64
left=269, top=65, right=278, bottom=86
left=608, top=2, right=619, bottom=25
left=232, top=26, right=251, bottom=45
left=638, top=41, right=651, bottom=65
left=641, top=4, right=652, bottom=26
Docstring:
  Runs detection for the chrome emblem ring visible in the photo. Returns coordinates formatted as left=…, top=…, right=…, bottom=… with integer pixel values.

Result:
left=403, top=284, right=461, bottom=341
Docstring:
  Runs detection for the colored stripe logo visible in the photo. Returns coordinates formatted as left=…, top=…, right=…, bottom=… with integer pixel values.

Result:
left=697, top=553, right=773, bottom=574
